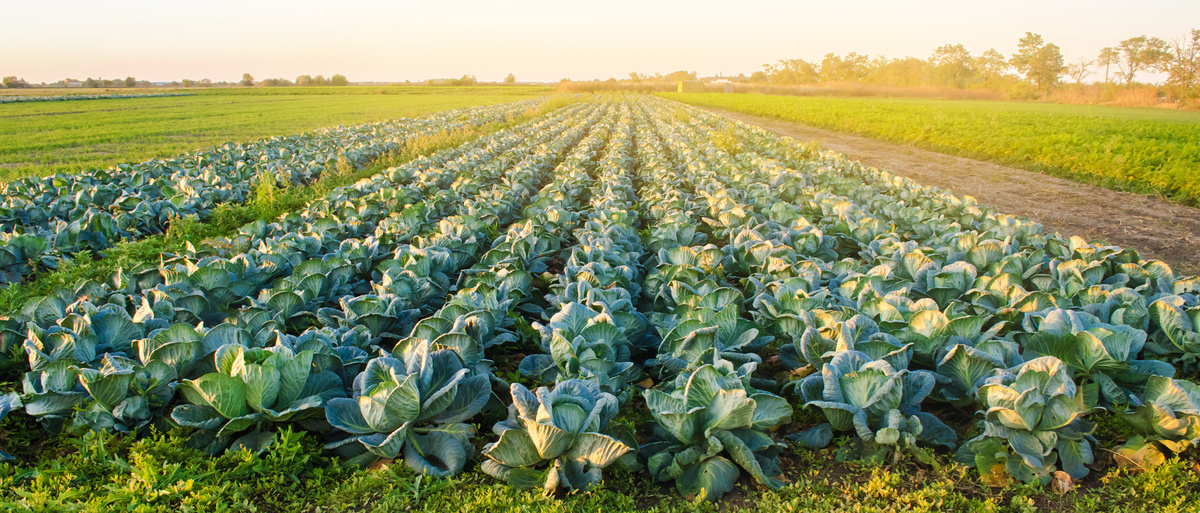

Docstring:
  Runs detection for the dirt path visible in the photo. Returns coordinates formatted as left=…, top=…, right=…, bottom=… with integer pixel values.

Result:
left=706, top=108, right=1200, bottom=275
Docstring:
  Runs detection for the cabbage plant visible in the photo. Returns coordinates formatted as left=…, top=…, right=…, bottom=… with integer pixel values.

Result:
left=1122, top=375, right=1200, bottom=446
left=324, top=349, right=489, bottom=476
left=933, top=341, right=1020, bottom=407
left=782, top=315, right=915, bottom=373
left=481, top=380, right=630, bottom=494
left=791, top=351, right=956, bottom=460
left=21, top=363, right=86, bottom=432
left=172, top=344, right=345, bottom=453
left=1022, top=309, right=1173, bottom=406
left=73, top=354, right=176, bottom=433
left=641, top=364, right=792, bottom=502
left=0, top=392, right=22, bottom=461
left=957, top=356, right=1096, bottom=484
left=518, top=303, right=638, bottom=394
left=1148, top=298, right=1200, bottom=365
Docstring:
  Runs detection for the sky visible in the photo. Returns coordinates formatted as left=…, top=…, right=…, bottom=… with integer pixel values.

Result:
left=2, top=0, right=1197, bottom=84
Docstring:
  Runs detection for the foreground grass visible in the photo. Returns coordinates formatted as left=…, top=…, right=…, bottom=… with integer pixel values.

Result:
left=0, top=86, right=550, bottom=181
left=0, top=419, right=1196, bottom=513
left=664, top=93, right=1200, bottom=207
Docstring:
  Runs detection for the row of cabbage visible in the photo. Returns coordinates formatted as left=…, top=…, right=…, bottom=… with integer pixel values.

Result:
left=636, top=99, right=1200, bottom=487
left=0, top=93, right=196, bottom=104
left=329, top=105, right=626, bottom=483
left=0, top=98, right=541, bottom=286
left=4, top=101, right=603, bottom=443
left=3, top=97, right=1200, bottom=501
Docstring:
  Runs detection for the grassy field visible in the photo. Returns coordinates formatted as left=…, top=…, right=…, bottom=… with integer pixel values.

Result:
left=0, top=86, right=550, bottom=182
left=664, top=93, right=1200, bottom=207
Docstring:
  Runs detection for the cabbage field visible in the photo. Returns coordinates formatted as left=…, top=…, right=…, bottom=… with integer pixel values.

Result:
left=0, top=86, right=550, bottom=182
left=1, top=95, right=1199, bottom=511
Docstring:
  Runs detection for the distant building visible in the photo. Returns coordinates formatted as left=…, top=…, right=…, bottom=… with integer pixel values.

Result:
left=66, top=81, right=82, bottom=87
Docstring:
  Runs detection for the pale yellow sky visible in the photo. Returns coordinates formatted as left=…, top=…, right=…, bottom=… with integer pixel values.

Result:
left=1, top=0, right=1195, bottom=83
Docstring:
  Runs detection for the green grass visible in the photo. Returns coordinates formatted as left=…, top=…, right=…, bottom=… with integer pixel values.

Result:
left=1, top=420, right=1196, bottom=512
left=0, top=86, right=550, bottom=182
left=663, top=93, right=1200, bottom=207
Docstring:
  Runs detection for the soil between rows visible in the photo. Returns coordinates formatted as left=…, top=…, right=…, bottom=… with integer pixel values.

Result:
left=704, top=107, right=1200, bottom=276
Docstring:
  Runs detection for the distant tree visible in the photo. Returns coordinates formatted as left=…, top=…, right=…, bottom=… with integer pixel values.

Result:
left=973, top=49, right=1011, bottom=82
left=313, top=75, right=327, bottom=86
left=180, top=79, right=196, bottom=87
left=503, top=73, right=516, bottom=84
left=766, top=59, right=818, bottom=84
left=930, top=43, right=974, bottom=88
left=628, top=72, right=643, bottom=83
left=749, top=70, right=768, bottom=83
left=330, top=74, right=348, bottom=86
left=85, top=77, right=101, bottom=88
left=123, top=76, right=137, bottom=87
left=261, top=77, right=293, bottom=87
left=664, top=70, right=697, bottom=82
left=1065, top=57, right=1094, bottom=84
left=198, top=78, right=212, bottom=87
left=1, top=76, right=30, bottom=88
left=1165, top=29, right=1200, bottom=99
left=1009, top=32, right=1065, bottom=92
left=861, top=56, right=928, bottom=87
left=1097, top=47, right=1120, bottom=83
left=819, top=52, right=869, bottom=82
left=101, top=78, right=115, bottom=87
left=1115, top=35, right=1172, bottom=85
left=241, top=73, right=255, bottom=86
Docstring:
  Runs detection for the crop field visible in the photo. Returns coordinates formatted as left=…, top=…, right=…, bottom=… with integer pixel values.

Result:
left=0, top=92, right=197, bottom=104
left=1, top=95, right=1199, bottom=512
left=0, top=86, right=549, bottom=182
left=665, top=93, right=1200, bottom=207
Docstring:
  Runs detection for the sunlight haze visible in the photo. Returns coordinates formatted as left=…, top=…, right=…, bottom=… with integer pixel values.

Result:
left=3, top=0, right=1197, bottom=83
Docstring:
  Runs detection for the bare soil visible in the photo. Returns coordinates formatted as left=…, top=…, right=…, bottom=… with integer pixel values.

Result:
left=707, top=108, right=1200, bottom=275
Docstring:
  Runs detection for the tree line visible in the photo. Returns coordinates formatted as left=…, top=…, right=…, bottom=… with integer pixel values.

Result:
left=1, top=76, right=149, bottom=88
left=0, top=74, right=352, bottom=89
left=251, top=74, right=350, bottom=87
left=760, top=31, right=1199, bottom=99
left=623, top=30, right=1199, bottom=102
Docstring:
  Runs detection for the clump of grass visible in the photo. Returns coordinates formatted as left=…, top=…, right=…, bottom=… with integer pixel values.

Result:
left=672, top=105, right=692, bottom=123
left=711, top=126, right=743, bottom=155
left=335, top=152, right=354, bottom=175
